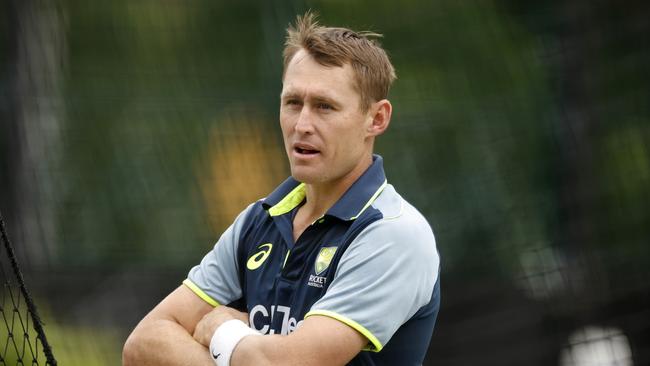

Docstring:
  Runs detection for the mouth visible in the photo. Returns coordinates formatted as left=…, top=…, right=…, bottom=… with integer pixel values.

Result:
left=295, top=147, right=320, bottom=155
left=293, top=143, right=321, bottom=157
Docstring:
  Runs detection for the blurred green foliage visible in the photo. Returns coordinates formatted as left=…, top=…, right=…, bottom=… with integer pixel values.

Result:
left=46, top=0, right=572, bottom=280
left=1, top=0, right=648, bottom=364
left=40, top=0, right=646, bottom=284
left=53, top=0, right=555, bottom=272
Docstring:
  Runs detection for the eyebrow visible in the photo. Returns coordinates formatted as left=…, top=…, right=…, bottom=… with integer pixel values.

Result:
left=312, top=96, right=338, bottom=106
left=281, top=91, right=340, bottom=106
left=280, top=91, right=302, bottom=100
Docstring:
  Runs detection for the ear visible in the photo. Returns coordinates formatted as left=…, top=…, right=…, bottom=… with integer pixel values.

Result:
left=366, top=99, right=392, bottom=137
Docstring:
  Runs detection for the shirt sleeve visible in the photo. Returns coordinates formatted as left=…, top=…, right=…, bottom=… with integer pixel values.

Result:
left=184, top=203, right=256, bottom=306
left=305, top=203, right=439, bottom=352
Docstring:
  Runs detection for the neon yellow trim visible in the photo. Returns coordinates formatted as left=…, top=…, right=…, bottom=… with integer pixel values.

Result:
left=311, top=215, right=325, bottom=225
left=282, top=249, right=291, bottom=268
left=349, top=180, right=388, bottom=220
left=268, top=183, right=306, bottom=216
left=305, top=310, right=383, bottom=352
left=182, top=279, right=220, bottom=307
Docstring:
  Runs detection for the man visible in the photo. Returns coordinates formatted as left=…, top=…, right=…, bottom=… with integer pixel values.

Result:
left=123, top=12, right=440, bottom=366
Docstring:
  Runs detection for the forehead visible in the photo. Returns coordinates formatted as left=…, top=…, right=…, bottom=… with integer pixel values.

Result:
left=282, top=50, right=358, bottom=100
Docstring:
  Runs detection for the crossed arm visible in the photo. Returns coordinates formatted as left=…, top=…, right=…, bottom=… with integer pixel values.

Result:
left=122, top=285, right=367, bottom=366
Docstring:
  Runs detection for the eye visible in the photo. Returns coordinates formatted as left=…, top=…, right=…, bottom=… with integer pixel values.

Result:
left=285, top=99, right=302, bottom=107
left=316, top=103, right=333, bottom=110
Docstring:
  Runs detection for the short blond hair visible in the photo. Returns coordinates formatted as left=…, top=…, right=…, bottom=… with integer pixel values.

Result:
left=283, top=11, right=397, bottom=112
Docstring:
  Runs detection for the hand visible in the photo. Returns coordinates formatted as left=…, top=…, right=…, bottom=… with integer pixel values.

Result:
left=193, top=306, right=250, bottom=347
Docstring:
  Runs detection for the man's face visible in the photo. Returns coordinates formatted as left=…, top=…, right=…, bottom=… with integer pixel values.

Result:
left=280, top=50, right=374, bottom=185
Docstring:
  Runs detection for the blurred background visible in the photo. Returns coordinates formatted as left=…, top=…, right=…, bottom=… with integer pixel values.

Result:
left=1, top=0, right=649, bottom=365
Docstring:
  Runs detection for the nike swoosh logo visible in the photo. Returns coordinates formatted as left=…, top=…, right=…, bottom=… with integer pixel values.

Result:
left=212, top=351, right=221, bottom=360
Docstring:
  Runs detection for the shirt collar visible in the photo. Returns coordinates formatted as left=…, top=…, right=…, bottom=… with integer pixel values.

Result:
left=262, top=154, right=387, bottom=221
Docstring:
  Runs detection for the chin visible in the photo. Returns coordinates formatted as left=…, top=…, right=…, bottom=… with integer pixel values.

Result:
left=290, top=167, right=324, bottom=184
left=291, top=171, right=317, bottom=184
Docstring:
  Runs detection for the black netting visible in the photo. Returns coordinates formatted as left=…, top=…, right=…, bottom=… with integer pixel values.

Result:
left=0, top=214, right=56, bottom=366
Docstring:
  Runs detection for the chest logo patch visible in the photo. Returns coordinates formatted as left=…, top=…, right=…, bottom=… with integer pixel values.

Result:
left=247, top=243, right=273, bottom=270
left=314, top=246, right=338, bottom=275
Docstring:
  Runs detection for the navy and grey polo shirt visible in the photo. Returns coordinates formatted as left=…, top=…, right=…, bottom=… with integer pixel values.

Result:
left=184, top=155, right=440, bottom=365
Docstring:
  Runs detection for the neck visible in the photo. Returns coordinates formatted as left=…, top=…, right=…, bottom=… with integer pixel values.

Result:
left=301, top=155, right=373, bottom=221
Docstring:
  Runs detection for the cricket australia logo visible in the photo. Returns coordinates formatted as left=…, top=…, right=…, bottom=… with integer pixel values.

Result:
left=308, top=246, right=337, bottom=288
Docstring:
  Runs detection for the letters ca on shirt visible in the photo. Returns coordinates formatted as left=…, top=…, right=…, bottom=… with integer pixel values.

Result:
left=243, top=241, right=340, bottom=336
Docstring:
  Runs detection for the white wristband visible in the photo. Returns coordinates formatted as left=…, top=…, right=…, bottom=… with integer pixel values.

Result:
left=209, top=319, right=260, bottom=366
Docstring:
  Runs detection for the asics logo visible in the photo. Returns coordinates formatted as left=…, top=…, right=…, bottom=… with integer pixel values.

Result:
left=246, top=243, right=273, bottom=270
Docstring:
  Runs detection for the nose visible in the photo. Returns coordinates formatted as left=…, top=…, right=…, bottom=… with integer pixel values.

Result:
left=295, top=107, right=314, bottom=135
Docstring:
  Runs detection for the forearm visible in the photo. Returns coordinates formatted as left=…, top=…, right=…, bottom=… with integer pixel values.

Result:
left=123, top=318, right=214, bottom=366
left=225, top=315, right=366, bottom=366
left=231, top=334, right=296, bottom=366
left=230, top=334, right=352, bottom=366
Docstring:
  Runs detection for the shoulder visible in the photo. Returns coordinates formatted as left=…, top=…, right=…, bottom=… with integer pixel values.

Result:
left=342, top=184, right=438, bottom=270
left=325, top=184, right=439, bottom=319
left=366, top=184, right=436, bottom=249
left=235, top=199, right=268, bottom=228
